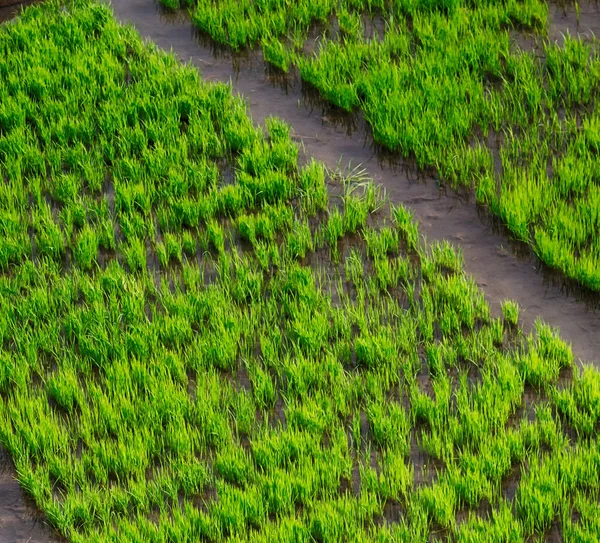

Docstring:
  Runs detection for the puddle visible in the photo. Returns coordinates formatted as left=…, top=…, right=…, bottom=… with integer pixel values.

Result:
left=0, top=447, right=63, bottom=542
left=106, top=0, right=600, bottom=367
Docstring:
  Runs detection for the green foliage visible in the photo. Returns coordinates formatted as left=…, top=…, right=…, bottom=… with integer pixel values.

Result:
left=0, top=3, right=597, bottom=543
left=501, top=299, right=520, bottom=327
left=186, top=0, right=600, bottom=291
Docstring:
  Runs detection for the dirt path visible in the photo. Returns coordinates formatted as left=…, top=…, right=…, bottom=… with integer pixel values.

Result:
left=108, top=0, right=600, bottom=366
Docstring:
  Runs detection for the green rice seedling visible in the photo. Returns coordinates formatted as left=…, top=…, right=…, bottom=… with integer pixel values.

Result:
left=418, top=479, right=457, bottom=529
left=323, top=207, right=345, bottom=256
left=553, top=365, right=600, bottom=437
left=252, top=239, right=271, bottom=271
left=367, top=401, right=410, bottom=453
left=501, top=299, right=520, bottom=327
left=299, top=159, right=328, bottom=216
left=52, top=173, right=81, bottom=205
left=337, top=7, right=362, bottom=39
left=455, top=499, right=524, bottom=542
left=46, top=366, right=83, bottom=415
left=428, top=240, right=463, bottom=275
left=73, top=225, right=99, bottom=271
left=363, top=227, right=399, bottom=260
left=163, top=232, right=183, bottom=264
left=231, top=255, right=263, bottom=302
left=123, top=237, right=146, bottom=272
left=155, top=240, right=169, bottom=269
left=391, top=204, right=419, bottom=253
left=285, top=220, right=313, bottom=260
left=237, top=214, right=257, bottom=244
left=354, top=330, right=395, bottom=370
left=248, top=363, right=276, bottom=410
left=182, top=230, right=197, bottom=257
left=254, top=213, right=276, bottom=241
left=206, top=219, right=225, bottom=253
left=373, top=256, right=398, bottom=291
left=344, top=248, right=364, bottom=286
left=214, top=446, right=255, bottom=487
left=33, top=211, right=65, bottom=261
left=262, top=36, right=292, bottom=72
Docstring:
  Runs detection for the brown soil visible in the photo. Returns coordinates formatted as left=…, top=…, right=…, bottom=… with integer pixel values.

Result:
left=0, top=447, right=63, bottom=542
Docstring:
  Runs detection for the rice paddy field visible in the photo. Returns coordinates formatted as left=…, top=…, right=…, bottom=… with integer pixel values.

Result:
left=1, top=0, right=600, bottom=542
left=149, top=0, right=600, bottom=292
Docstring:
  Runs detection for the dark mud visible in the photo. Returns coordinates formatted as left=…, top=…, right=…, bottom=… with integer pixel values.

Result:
left=107, top=0, right=600, bottom=367
left=0, top=447, right=63, bottom=542
left=549, top=0, right=600, bottom=44
left=0, top=0, right=40, bottom=22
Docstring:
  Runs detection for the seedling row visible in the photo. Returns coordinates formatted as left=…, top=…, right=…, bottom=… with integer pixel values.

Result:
left=172, top=0, right=600, bottom=291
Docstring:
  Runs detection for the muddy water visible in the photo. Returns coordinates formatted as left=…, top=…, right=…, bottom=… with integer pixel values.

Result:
left=0, top=447, right=62, bottom=542
left=108, top=0, right=600, bottom=366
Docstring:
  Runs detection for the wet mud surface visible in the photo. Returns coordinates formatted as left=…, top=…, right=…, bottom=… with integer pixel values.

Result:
left=550, top=0, right=600, bottom=43
left=108, top=0, right=600, bottom=367
left=0, top=0, right=39, bottom=22
left=0, top=447, right=63, bottom=542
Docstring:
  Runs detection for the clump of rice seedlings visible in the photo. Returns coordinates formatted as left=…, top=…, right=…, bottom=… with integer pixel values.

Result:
left=123, top=237, right=146, bottom=272
left=206, top=219, right=225, bottom=253
left=344, top=248, right=364, bottom=287
left=182, top=230, right=197, bottom=257
left=285, top=220, right=313, bottom=260
left=0, top=2, right=599, bottom=542
left=553, top=365, right=600, bottom=436
left=73, top=225, right=99, bottom=271
left=501, top=299, right=520, bottom=327
left=363, top=227, right=399, bottom=260
left=391, top=204, right=419, bottom=252
left=186, top=0, right=600, bottom=292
